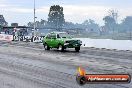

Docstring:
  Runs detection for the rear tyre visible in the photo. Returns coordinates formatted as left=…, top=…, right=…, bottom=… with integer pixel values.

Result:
left=75, top=47, right=80, bottom=52
left=44, top=43, right=50, bottom=50
left=58, top=44, right=64, bottom=52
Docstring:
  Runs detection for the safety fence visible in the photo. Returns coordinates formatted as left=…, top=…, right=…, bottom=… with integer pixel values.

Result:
left=0, top=34, right=44, bottom=43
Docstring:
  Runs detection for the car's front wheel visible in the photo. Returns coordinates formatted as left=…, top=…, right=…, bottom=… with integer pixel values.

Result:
left=44, top=43, right=50, bottom=50
left=58, top=44, right=64, bottom=52
left=75, top=47, right=80, bottom=52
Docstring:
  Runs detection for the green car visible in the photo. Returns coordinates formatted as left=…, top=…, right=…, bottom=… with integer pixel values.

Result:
left=42, top=32, right=82, bottom=52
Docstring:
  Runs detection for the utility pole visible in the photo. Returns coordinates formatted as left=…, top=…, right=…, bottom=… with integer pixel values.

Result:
left=34, top=0, right=36, bottom=31
left=31, top=0, right=36, bottom=42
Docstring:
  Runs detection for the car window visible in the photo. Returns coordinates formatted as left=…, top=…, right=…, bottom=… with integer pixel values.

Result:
left=59, top=33, right=71, bottom=38
left=46, top=34, right=51, bottom=39
left=57, top=34, right=60, bottom=38
left=50, top=34, right=56, bottom=38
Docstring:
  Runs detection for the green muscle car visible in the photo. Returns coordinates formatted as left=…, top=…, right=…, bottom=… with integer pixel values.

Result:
left=42, top=32, right=82, bottom=52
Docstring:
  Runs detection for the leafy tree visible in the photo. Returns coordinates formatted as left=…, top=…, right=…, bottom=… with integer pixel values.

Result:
left=103, top=16, right=116, bottom=32
left=121, top=16, right=132, bottom=32
left=0, top=15, right=8, bottom=26
left=47, top=5, right=65, bottom=30
left=63, top=22, right=75, bottom=29
left=40, top=19, right=47, bottom=27
left=108, top=10, right=118, bottom=23
left=121, top=16, right=132, bottom=39
left=82, top=19, right=99, bottom=33
left=27, top=22, right=34, bottom=27
left=103, top=11, right=119, bottom=34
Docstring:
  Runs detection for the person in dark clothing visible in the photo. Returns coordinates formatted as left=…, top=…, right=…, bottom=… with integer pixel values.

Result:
left=12, top=29, right=16, bottom=41
left=4, top=29, right=7, bottom=34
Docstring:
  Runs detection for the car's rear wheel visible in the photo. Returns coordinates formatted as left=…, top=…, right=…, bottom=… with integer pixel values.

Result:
left=44, top=43, right=50, bottom=50
left=58, top=44, right=64, bottom=52
left=75, top=47, right=80, bottom=52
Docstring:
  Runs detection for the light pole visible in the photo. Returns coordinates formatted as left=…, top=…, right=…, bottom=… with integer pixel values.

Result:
left=34, top=0, right=36, bottom=31
left=31, top=0, right=36, bottom=42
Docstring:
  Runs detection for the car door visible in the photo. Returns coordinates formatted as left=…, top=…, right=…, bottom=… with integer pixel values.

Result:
left=45, top=34, right=52, bottom=46
left=50, top=33, right=58, bottom=47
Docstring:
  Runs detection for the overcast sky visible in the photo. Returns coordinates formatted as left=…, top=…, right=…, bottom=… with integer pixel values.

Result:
left=0, top=0, right=132, bottom=26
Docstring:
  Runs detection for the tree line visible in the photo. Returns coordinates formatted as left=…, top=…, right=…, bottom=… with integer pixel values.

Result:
left=27, top=5, right=132, bottom=36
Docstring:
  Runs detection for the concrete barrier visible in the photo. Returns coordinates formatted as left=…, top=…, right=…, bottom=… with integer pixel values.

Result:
left=76, top=38, right=132, bottom=51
